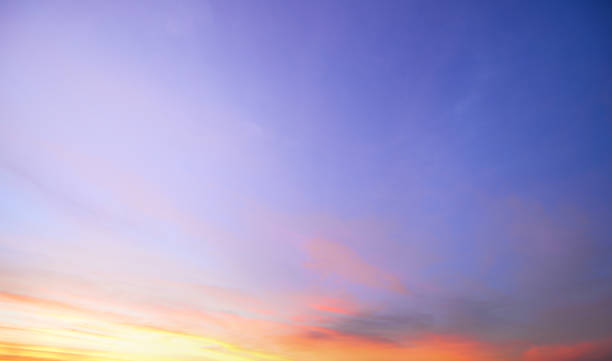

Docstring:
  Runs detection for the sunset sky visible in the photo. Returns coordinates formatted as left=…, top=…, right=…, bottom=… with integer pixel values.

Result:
left=1, top=1, right=612, bottom=361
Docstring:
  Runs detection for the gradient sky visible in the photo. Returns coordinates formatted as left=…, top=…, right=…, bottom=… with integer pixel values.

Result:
left=1, top=1, right=612, bottom=361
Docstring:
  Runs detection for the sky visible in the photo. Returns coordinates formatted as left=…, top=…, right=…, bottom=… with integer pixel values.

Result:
left=1, top=1, right=612, bottom=360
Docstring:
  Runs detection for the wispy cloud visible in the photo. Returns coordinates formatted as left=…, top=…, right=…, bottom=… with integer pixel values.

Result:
left=303, top=238, right=409, bottom=294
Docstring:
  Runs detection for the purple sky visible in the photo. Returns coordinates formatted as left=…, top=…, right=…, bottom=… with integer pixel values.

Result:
left=1, top=1, right=612, bottom=361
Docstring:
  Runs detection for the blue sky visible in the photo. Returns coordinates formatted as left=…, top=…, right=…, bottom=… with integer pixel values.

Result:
left=1, top=1, right=612, bottom=361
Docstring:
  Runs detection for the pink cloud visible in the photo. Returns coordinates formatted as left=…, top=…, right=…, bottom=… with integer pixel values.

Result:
left=303, top=238, right=409, bottom=294
left=309, top=296, right=359, bottom=315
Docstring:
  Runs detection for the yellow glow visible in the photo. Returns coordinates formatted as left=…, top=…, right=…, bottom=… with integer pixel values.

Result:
left=0, top=291, right=510, bottom=361
left=0, top=293, right=290, bottom=361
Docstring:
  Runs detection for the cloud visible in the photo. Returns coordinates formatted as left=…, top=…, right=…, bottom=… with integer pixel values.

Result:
left=0, top=341, right=107, bottom=361
left=325, top=310, right=434, bottom=343
left=303, top=238, right=409, bottom=294
left=280, top=329, right=506, bottom=361
left=523, top=337, right=612, bottom=361
left=0, top=291, right=133, bottom=325
left=308, top=296, right=359, bottom=316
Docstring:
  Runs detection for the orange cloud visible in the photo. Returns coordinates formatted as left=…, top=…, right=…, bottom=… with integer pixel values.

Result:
left=280, top=330, right=507, bottom=361
left=522, top=337, right=612, bottom=361
left=303, top=238, right=409, bottom=294
left=309, top=297, right=358, bottom=315
left=0, top=341, right=114, bottom=361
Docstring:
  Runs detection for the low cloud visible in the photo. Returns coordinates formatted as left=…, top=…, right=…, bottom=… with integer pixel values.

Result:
left=327, top=310, right=434, bottom=343
left=523, top=337, right=612, bottom=361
